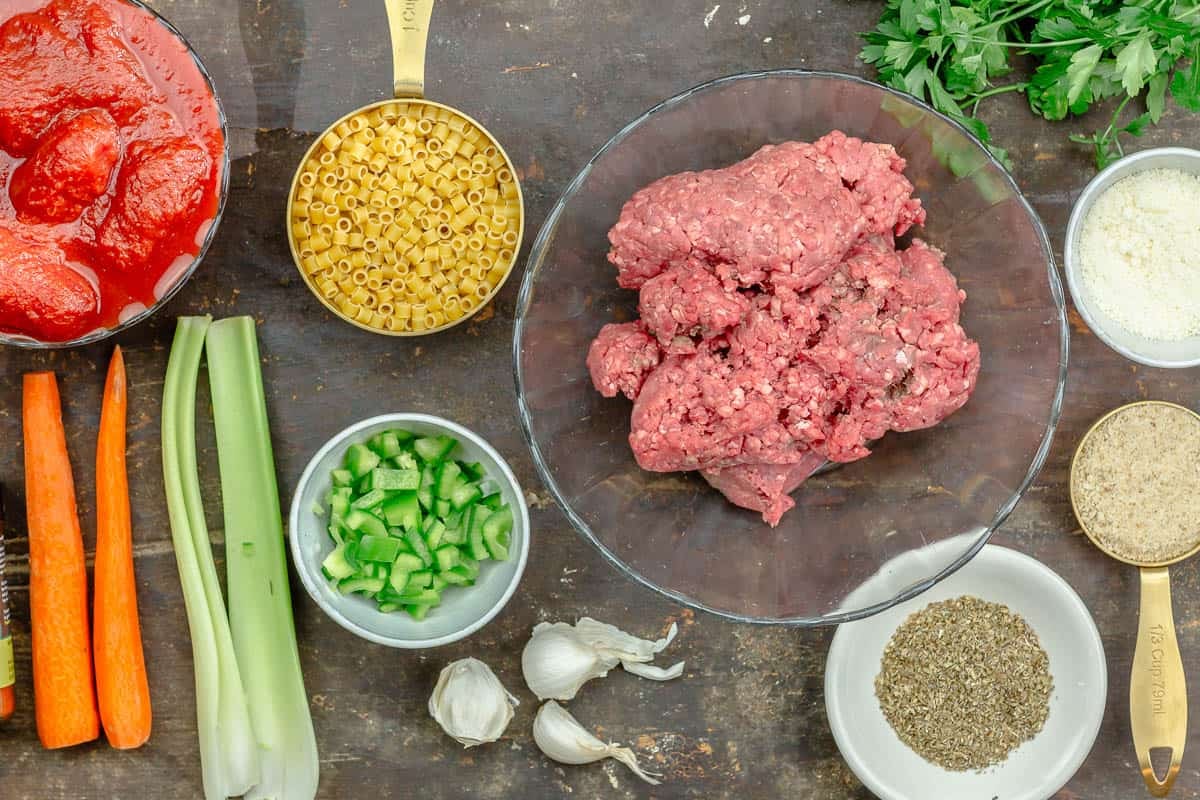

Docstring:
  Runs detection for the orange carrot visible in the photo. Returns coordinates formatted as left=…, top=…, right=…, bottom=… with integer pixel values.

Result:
left=94, top=348, right=152, bottom=749
left=23, top=371, right=99, bottom=749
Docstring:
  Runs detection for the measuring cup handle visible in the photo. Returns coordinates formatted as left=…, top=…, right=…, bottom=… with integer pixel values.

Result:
left=385, top=0, right=435, bottom=98
left=1131, top=566, right=1187, bottom=797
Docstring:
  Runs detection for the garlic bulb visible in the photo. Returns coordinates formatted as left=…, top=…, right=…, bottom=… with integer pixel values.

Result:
left=428, top=658, right=519, bottom=747
left=533, top=701, right=662, bottom=785
left=522, top=617, right=685, bottom=700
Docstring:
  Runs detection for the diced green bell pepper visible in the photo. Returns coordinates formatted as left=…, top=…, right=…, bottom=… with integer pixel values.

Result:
left=469, top=524, right=490, bottom=562
left=321, top=543, right=356, bottom=581
left=338, top=576, right=385, bottom=595
left=351, top=488, right=388, bottom=511
left=344, top=508, right=388, bottom=539
left=382, top=491, right=421, bottom=530
left=414, top=435, right=457, bottom=463
left=357, top=534, right=403, bottom=563
left=483, top=529, right=509, bottom=561
left=435, top=461, right=462, bottom=499
left=344, top=443, right=381, bottom=478
left=482, top=505, right=513, bottom=538
left=441, top=568, right=472, bottom=586
left=451, top=482, right=483, bottom=510
left=424, top=519, right=447, bottom=550
left=417, top=465, right=437, bottom=510
left=369, top=431, right=404, bottom=459
left=404, top=571, right=433, bottom=591
left=434, top=545, right=461, bottom=572
left=364, top=467, right=421, bottom=492
left=328, top=487, right=352, bottom=518
left=392, top=552, right=425, bottom=573
left=405, top=527, right=433, bottom=567
left=392, top=452, right=418, bottom=471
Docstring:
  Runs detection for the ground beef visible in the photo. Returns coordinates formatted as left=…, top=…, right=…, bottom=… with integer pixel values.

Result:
left=588, top=131, right=980, bottom=525
left=701, top=455, right=827, bottom=527
left=638, top=260, right=751, bottom=351
left=606, top=132, right=925, bottom=293
left=586, top=322, right=661, bottom=400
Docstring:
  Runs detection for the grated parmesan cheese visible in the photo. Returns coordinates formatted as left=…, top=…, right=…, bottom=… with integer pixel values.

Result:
left=1078, top=168, right=1200, bottom=341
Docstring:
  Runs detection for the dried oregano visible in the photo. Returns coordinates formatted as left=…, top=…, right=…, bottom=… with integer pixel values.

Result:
left=874, top=595, right=1053, bottom=771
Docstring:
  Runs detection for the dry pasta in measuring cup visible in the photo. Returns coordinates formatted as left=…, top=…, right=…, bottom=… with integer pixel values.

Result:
left=289, top=101, right=522, bottom=334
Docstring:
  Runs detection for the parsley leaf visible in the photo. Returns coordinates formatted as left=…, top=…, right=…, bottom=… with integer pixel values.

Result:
left=859, top=0, right=1200, bottom=169
left=1170, top=44, right=1200, bottom=111
left=1147, top=72, right=1168, bottom=123
left=1115, top=33, right=1157, bottom=96
left=1066, top=45, right=1103, bottom=105
left=1122, top=111, right=1152, bottom=137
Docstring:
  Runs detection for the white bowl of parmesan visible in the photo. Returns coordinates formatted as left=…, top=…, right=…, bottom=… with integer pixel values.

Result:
left=1065, top=147, right=1200, bottom=368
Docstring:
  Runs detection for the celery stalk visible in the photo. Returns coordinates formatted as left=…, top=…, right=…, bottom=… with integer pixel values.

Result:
left=162, top=316, right=259, bottom=800
left=206, top=317, right=320, bottom=800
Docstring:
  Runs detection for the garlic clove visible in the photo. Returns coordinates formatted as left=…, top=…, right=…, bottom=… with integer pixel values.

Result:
left=532, top=701, right=662, bottom=786
left=522, top=622, right=619, bottom=701
left=523, top=618, right=685, bottom=700
left=428, top=657, right=518, bottom=748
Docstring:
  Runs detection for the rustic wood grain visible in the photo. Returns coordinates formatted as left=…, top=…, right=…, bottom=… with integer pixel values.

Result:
left=1, top=0, right=1199, bottom=797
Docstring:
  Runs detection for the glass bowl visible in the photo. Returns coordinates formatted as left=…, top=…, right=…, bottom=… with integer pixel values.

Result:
left=514, top=70, right=1068, bottom=625
left=0, top=0, right=229, bottom=350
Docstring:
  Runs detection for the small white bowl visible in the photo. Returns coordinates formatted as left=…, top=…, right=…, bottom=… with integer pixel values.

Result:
left=825, top=543, right=1106, bottom=800
left=1064, top=146, right=1200, bottom=368
left=288, top=413, right=531, bottom=649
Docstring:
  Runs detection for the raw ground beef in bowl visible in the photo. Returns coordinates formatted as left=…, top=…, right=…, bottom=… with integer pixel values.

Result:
left=587, top=132, right=981, bottom=526
left=514, top=71, right=1066, bottom=623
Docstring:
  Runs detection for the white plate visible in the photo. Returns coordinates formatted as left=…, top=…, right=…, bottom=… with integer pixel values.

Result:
left=826, top=543, right=1106, bottom=800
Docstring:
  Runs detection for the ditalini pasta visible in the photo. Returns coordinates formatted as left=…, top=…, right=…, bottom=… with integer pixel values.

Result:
left=289, top=102, right=522, bottom=333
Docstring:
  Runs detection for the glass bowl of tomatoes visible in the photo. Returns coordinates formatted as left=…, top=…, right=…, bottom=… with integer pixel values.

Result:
left=0, top=0, right=229, bottom=348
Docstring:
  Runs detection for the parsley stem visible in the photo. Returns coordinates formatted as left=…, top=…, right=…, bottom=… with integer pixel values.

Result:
left=1105, top=95, right=1134, bottom=140
left=976, top=0, right=1055, bottom=31
left=1016, top=37, right=1096, bottom=49
left=968, top=82, right=1029, bottom=115
left=967, top=36, right=1095, bottom=49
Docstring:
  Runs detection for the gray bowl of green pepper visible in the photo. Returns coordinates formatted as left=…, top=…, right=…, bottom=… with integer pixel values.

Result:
left=289, top=413, right=530, bottom=649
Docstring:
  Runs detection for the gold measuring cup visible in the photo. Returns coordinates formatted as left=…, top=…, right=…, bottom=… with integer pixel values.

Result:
left=286, top=0, right=525, bottom=336
left=1070, top=400, right=1200, bottom=797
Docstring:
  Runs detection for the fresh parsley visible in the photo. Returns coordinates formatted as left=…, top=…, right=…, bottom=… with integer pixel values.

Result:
left=860, top=0, right=1200, bottom=168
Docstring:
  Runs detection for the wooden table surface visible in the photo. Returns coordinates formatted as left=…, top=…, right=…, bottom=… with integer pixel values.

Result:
left=1, top=1, right=1199, bottom=798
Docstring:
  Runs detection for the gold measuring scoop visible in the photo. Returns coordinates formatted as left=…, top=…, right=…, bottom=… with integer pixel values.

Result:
left=286, top=0, right=525, bottom=336
left=1070, top=400, right=1200, bottom=797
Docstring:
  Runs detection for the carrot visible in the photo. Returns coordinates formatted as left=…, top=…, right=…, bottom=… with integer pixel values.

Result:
left=23, top=371, right=98, bottom=749
left=94, top=348, right=152, bottom=749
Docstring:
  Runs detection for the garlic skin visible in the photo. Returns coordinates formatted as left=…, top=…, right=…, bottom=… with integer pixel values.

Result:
left=522, top=617, right=685, bottom=701
left=533, top=701, right=662, bottom=785
left=428, top=658, right=518, bottom=748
